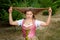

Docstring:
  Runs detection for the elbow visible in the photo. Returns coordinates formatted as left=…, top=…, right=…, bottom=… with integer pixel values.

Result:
left=9, top=22, right=13, bottom=25
left=45, top=24, right=49, bottom=26
left=9, top=22, right=14, bottom=25
left=45, top=23, right=50, bottom=26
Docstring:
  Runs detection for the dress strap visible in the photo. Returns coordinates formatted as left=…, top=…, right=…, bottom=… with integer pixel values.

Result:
left=33, top=19, right=36, bottom=27
left=22, top=19, right=25, bottom=27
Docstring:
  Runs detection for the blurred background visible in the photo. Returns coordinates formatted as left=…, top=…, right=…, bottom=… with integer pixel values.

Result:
left=0, top=0, right=60, bottom=40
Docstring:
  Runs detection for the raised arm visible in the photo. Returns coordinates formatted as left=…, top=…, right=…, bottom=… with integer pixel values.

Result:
left=8, top=7, right=18, bottom=26
left=40, top=7, right=52, bottom=26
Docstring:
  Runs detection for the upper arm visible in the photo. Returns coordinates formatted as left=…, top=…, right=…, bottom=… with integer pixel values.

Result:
left=35, top=20, right=47, bottom=27
left=10, top=21, right=18, bottom=26
left=10, top=19, right=23, bottom=26
left=40, top=21, right=48, bottom=26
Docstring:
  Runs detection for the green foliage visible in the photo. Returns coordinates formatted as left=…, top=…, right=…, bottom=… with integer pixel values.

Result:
left=38, top=0, right=60, bottom=15
left=0, top=0, right=60, bottom=23
left=12, top=10, right=24, bottom=20
left=0, top=9, right=9, bottom=22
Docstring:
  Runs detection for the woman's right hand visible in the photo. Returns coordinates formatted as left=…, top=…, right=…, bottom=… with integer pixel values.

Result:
left=8, top=6, right=13, bottom=14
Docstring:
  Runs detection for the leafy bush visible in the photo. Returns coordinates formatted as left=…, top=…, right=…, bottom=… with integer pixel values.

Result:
left=0, top=0, right=60, bottom=24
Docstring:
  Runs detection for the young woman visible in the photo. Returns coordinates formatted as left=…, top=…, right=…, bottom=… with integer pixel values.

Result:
left=8, top=7, right=52, bottom=40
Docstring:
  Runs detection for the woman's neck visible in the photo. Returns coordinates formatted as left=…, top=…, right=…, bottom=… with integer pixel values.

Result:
left=25, top=18, right=34, bottom=21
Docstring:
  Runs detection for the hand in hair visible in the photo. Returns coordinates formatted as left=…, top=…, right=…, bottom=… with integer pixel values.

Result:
left=48, top=7, right=52, bottom=14
left=8, top=6, right=13, bottom=13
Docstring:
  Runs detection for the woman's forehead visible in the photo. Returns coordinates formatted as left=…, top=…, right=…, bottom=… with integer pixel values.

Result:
left=26, top=11, right=33, bottom=14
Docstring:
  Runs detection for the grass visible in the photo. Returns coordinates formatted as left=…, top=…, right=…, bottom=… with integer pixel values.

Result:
left=0, top=8, right=60, bottom=40
left=0, top=21, right=60, bottom=40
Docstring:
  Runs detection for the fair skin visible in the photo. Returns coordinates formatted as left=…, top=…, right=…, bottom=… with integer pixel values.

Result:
left=8, top=7, right=52, bottom=27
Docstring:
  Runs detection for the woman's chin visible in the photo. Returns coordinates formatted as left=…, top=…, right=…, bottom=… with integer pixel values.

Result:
left=26, top=17, right=32, bottom=19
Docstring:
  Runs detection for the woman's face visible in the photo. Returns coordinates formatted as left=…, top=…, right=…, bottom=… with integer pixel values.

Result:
left=25, top=11, right=33, bottom=19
